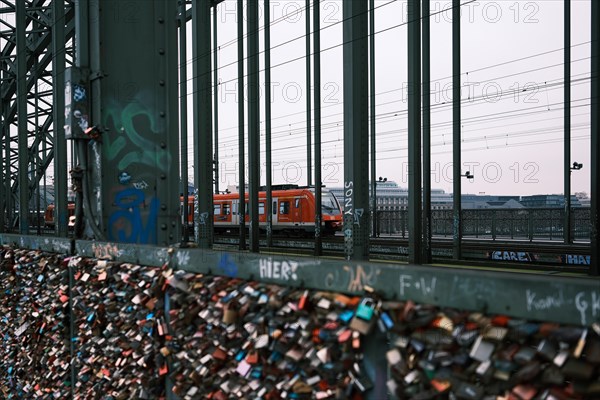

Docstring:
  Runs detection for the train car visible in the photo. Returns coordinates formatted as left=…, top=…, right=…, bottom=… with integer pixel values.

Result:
left=44, top=202, right=76, bottom=229
left=45, top=186, right=343, bottom=236
left=211, top=186, right=343, bottom=236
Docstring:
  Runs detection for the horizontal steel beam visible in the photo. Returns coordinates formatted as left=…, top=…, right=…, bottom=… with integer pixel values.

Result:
left=0, top=233, right=72, bottom=254
left=183, top=1, right=224, bottom=23
left=1, top=234, right=598, bottom=327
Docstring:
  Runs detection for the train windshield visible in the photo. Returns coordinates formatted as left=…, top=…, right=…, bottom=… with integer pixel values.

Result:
left=322, top=192, right=341, bottom=215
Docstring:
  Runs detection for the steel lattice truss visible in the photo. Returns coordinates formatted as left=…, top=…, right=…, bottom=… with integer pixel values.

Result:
left=0, top=0, right=74, bottom=228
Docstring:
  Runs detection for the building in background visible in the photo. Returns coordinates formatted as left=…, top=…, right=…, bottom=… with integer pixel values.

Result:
left=331, top=181, right=589, bottom=210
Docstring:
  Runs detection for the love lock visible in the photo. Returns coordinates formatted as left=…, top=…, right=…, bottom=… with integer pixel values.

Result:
left=350, top=297, right=377, bottom=335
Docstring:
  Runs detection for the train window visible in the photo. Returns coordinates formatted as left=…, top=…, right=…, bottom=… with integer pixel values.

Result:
left=279, top=201, right=290, bottom=215
left=295, top=199, right=300, bottom=208
left=223, top=204, right=231, bottom=215
left=259, top=202, right=265, bottom=215
left=214, top=204, right=221, bottom=214
left=273, top=201, right=277, bottom=214
left=322, top=192, right=340, bottom=214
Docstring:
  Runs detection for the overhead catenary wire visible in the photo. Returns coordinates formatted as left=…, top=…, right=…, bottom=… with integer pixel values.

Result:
left=210, top=74, right=591, bottom=152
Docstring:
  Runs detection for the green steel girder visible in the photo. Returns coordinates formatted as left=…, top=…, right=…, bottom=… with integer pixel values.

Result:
left=342, top=1, right=370, bottom=261
left=192, top=0, right=214, bottom=248
left=97, top=0, right=181, bottom=245
left=0, top=0, right=75, bottom=231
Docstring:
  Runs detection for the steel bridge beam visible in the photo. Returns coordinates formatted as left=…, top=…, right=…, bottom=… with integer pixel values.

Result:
left=265, top=0, right=273, bottom=248
left=248, top=0, right=259, bottom=252
left=591, top=0, right=599, bottom=276
left=314, top=0, right=322, bottom=256
left=452, top=0, right=462, bottom=260
left=422, top=0, right=432, bottom=263
left=92, top=0, right=180, bottom=245
left=237, top=0, right=246, bottom=250
left=16, top=0, right=29, bottom=234
left=192, top=0, right=214, bottom=248
left=179, top=1, right=190, bottom=244
left=564, top=0, right=572, bottom=245
left=407, top=0, right=421, bottom=264
left=53, top=0, right=68, bottom=237
left=343, top=1, right=370, bottom=261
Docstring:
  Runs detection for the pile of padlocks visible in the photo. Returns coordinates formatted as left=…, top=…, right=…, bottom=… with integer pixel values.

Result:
left=164, top=271, right=371, bottom=399
left=71, top=257, right=166, bottom=399
left=1, top=246, right=599, bottom=399
left=164, top=271, right=600, bottom=400
left=0, top=248, right=71, bottom=398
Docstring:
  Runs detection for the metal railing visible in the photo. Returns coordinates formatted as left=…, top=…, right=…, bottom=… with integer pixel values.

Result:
left=375, top=208, right=591, bottom=241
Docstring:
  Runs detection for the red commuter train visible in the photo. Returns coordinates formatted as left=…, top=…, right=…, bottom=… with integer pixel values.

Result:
left=210, top=186, right=343, bottom=236
left=45, top=186, right=344, bottom=236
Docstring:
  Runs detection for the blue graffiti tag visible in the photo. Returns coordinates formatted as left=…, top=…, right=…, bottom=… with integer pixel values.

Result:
left=218, top=254, right=238, bottom=277
left=108, top=188, right=159, bottom=244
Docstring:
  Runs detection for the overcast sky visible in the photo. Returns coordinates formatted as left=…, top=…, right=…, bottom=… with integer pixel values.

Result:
left=184, top=0, right=592, bottom=197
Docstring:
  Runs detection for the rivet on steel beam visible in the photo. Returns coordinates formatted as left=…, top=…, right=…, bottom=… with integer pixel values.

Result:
left=159, top=80, right=165, bottom=86
left=161, top=224, right=167, bottom=230
left=160, top=141, right=166, bottom=148
left=158, top=17, right=165, bottom=23
left=160, top=111, right=166, bottom=117
left=160, top=174, right=166, bottom=180
left=159, top=48, right=165, bottom=55
left=161, top=204, right=167, bottom=211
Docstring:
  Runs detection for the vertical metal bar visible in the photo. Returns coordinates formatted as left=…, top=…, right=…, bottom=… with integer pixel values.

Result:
left=343, top=1, right=369, bottom=261
left=369, top=0, right=376, bottom=239
left=2, top=67, right=10, bottom=231
left=180, top=1, right=189, bottom=244
left=492, top=210, right=496, bottom=241
left=0, top=81, right=4, bottom=232
left=452, top=0, right=461, bottom=260
left=75, top=0, right=89, bottom=66
left=193, top=0, right=214, bottom=248
left=248, top=0, right=260, bottom=252
left=72, top=0, right=87, bottom=169
left=564, top=0, right=572, bottom=244
left=306, top=0, right=312, bottom=187
left=408, top=0, right=422, bottom=264
left=35, top=60, right=41, bottom=235
left=214, top=6, right=219, bottom=195
left=265, top=0, right=273, bottom=248
left=52, top=0, right=68, bottom=238
left=528, top=210, right=533, bottom=241
left=89, top=0, right=103, bottom=238
left=591, top=0, right=600, bottom=276
left=16, top=0, right=29, bottom=234
left=422, top=0, right=432, bottom=263
left=314, top=0, right=322, bottom=256
left=238, top=0, right=246, bottom=250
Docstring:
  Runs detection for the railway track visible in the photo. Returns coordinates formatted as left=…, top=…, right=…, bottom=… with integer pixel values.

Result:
left=214, top=234, right=591, bottom=273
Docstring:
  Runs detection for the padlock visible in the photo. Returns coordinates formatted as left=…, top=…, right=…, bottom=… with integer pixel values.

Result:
left=222, top=301, right=239, bottom=324
left=355, top=298, right=376, bottom=320
left=349, top=298, right=377, bottom=335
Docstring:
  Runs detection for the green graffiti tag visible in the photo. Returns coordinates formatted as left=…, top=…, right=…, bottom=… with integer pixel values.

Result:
left=103, top=94, right=171, bottom=172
